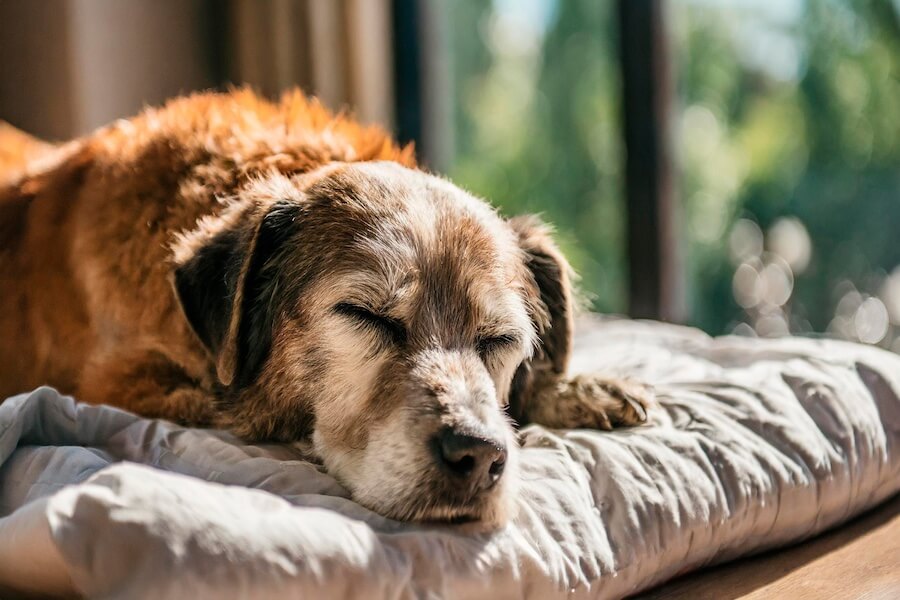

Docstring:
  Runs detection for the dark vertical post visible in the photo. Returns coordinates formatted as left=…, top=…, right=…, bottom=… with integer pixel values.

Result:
left=391, top=0, right=451, bottom=170
left=392, top=0, right=423, bottom=149
left=618, top=0, right=683, bottom=322
left=203, top=0, right=232, bottom=89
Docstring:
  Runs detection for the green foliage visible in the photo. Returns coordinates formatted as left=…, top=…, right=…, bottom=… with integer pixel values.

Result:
left=449, top=0, right=626, bottom=312
left=449, top=0, right=900, bottom=339
left=680, top=0, right=900, bottom=335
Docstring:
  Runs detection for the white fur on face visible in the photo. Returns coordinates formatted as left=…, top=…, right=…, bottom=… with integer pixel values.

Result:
left=317, top=315, right=389, bottom=428
left=304, top=283, right=527, bottom=525
left=317, top=403, right=520, bottom=526
left=282, top=164, right=537, bottom=526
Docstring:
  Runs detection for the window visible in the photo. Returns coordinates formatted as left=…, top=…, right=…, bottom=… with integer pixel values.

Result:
left=448, top=0, right=626, bottom=314
left=449, top=0, right=900, bottom=352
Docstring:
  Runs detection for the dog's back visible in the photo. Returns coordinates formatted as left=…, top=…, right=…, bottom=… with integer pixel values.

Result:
left=0, top=123, right=95, bottom=397
left=0, top=122, right=56, bottom=181
left=0, top=90, right=415, bottom=409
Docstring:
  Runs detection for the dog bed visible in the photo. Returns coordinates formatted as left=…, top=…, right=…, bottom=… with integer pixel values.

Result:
left=1, top=317, right=899, bottom=598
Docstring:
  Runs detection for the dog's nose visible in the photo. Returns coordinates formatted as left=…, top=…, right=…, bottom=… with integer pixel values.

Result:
left=436, top=428, right=507, bottom=489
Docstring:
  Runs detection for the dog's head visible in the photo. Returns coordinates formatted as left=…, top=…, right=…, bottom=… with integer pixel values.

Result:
left=172, top=162, right=573, bottom=526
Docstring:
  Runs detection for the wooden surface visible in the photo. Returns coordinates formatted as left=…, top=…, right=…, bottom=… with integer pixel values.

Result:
left=639, top=494, right=900, bottom=599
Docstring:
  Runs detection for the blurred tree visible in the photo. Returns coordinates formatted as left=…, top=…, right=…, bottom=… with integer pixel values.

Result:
left=678, top=0, right=900, bottom=343
left=449, top=0, right=626, bottom=313
left=449, top=0, right=900, bottom=346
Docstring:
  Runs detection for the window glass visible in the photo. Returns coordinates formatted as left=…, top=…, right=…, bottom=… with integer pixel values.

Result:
left=449, top=0, right=626, bottom=313
left=675, top=0, right=900, bottom=348
left=449, top=0, right=900, bottom=352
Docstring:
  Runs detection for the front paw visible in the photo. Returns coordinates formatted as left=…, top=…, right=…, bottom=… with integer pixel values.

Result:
left=551, top=376, right=654, bottom=430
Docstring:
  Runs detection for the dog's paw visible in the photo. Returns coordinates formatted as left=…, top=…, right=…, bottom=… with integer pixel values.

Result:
left=162, top=387, right=217, bottom=427
left=542, top=375, right=654, bottom=431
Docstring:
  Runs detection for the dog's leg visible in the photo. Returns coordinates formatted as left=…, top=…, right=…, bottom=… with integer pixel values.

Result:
left=77, top=349, right=216, bottom=426
left=508, top=215, right=653, bottom=431
left=514, top=369, right=653, bottom=431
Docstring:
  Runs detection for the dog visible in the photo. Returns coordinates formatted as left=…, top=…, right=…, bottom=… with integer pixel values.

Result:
left=0, top=90, right=650, bottom=526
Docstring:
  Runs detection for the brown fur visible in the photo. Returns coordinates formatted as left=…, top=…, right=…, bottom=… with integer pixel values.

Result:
left=0, top=90, right=413, bottom=414
left=0, top=89, right=649, bottom=524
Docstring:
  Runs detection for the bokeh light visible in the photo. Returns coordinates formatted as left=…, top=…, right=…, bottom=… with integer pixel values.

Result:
left=450, top=0, right=900, bottom=351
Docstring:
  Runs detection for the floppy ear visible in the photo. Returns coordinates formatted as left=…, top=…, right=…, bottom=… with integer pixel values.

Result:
left=506, top=215, right=575, bottom=423
left=172, top=201, right=301, bottom=388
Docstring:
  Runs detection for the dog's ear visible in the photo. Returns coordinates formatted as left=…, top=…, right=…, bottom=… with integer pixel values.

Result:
left=172, top=201, right=301, bottom=388
left=506, top=215, right=574, bottom=422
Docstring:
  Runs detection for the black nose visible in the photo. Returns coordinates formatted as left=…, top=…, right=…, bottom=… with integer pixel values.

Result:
left=436, top=428, right=507, bottom=490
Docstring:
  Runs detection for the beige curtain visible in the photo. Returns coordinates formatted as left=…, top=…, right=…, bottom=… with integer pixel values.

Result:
left=228, top=0, right=395, bottom=128
left=0, top=0, right=396, bottom=139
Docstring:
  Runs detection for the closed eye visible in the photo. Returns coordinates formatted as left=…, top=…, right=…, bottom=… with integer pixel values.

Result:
left=334, top=302, right=407, bottom=345
left=476, top=333, right=521, bottom=358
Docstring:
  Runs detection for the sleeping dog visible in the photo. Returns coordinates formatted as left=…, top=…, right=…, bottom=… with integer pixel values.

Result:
left=0, top=90, right=649, bottom=526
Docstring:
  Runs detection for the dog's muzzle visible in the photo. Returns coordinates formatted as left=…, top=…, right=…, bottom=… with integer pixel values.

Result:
left=432, top=426, right=508, bottom=494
